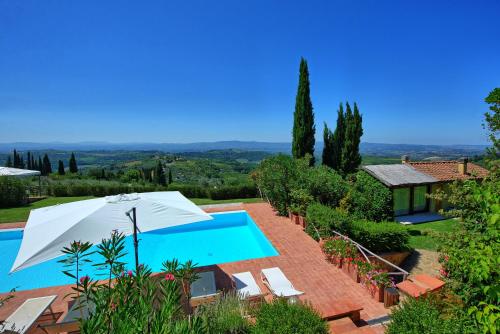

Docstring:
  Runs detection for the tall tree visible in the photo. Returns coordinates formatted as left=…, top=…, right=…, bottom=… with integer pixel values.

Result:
left=292, top=57, right=315, bottom=165
left=31, top=154, right=35, bottom=171
left=484, top=88, right=499, bottom=161
left=13, top=149, right=19, bottom=168
left=69, top=153, right=78, bottom=173
left=331, top=103, right=345, bottom=171
left=322, top=123, right=334, bottom=167
left=154, top=160, right=166, bottom=186
left=5, top=156, right=12, bottom=167
left=168, top=169, right=173, bottom=184
left=341, top=102, right=363, bottom=174
left=19, top=156, right=25, bottom=169
left=37, top=156, right=42, bottom=172
left=42, top=154, right=52, bottom=176
left=27, top=152, right=32, bottom=169
left=58, top=160, right=65, bottom=175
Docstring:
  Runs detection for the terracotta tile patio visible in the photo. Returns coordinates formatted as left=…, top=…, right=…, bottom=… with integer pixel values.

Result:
left=0, top=202, right=389, bottom=326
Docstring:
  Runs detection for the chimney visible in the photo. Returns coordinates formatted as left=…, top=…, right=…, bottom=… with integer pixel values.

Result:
left=458, top=157, right=468, bottom=175
left=402, top=155, right=410, bottom=164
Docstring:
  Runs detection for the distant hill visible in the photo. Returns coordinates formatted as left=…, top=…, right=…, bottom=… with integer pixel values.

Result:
left=0, top=141, right=488, bottom=160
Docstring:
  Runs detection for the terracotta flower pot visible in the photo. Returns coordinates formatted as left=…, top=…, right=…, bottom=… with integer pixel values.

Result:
left=368, top=284, right=385, bottom=303
left=298, top=215, right=306, bottom=229
left=348, top=264, right=360, bottom=283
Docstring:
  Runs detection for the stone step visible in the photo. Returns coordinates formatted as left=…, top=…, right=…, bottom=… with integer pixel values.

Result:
left=329, top=317, right=358, bottom=333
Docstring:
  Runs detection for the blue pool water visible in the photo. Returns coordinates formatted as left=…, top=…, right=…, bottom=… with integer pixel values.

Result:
left=0, top=211, right=278, bottom=292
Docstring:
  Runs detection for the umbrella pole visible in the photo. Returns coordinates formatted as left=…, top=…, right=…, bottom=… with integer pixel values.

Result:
left=131, top=207, right=139, bottom=272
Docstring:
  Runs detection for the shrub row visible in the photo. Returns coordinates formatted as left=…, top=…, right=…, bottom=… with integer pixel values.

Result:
left=0, top=176, right=28, bottom=208
left=48, top=180, right=165, bottom=197
left=254, top=156, right=393, bottom=221
left=306, top=202, right=410, bottom=253
left=46, top=179, right=258, bottom=200
left=350, top=220, right=411, bottom=253
left=168, top=183, right=258, bottom=200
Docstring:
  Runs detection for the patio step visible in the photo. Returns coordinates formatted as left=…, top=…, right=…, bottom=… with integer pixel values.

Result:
left=396, top=274, right=444, bottom=298
left=329, top=317, right=358, bottom=333
left=328, top=317, right=380, bottom=334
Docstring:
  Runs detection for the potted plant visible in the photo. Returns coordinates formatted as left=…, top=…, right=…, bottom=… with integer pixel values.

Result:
left=289, top=189, right=313, bottom=228
left=364, top=269, right=394, bottom=303
left=341, top=245, right=359, bottom=280
left=356, top=261, right=373, bottom=285
left=321, top=236, right=350, bottom=268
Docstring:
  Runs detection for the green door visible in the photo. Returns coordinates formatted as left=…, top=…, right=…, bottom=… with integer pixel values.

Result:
left=413, top=185, right=427, bottom=212
left=393, top=188, right=410, bottom=216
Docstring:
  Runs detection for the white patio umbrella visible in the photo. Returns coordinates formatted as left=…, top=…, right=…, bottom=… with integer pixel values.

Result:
left=10, top=191, right=213, bottom=273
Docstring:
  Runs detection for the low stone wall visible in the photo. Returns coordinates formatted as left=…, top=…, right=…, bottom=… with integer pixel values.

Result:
left=368, top=251, right=411, bottom=271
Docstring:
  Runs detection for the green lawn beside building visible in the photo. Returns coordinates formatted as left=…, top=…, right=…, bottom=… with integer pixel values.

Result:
left=406, top=218, right=458, bottom=250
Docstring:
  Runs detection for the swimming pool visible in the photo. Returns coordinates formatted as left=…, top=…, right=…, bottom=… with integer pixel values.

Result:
left=0, top=211, right=278, bottom=292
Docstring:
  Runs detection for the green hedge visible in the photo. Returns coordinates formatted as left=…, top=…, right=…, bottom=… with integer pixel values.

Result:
left=208, top=184, right=257, bottom=200
left=0, top=176, right=28, bottom=208
left=305, top=203, right=410, bottom=253
left=350, top=220, right=410, bottom=253
left=166, top=184, right=209, bottom=198
left=48, top=180, right=164, bottom=197
left=252, top=298, right=328, bottom=334
left=47, top=180, right=258, bottom=200
left=168, top=183, right=258, bottom=200
left=305, top=203, right=352, bottom=239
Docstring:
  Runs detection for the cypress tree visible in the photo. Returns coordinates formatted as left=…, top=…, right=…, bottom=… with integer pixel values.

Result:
left=27, top=152, right=32, bottom=169
left=19, top=156, right=25, bottom=169
left=154, top=161, right=166, bottom=186
left=352, top=102, right=363, bottom=168
left=31, top=154, right=35, bottom=170
left=58, top=160, right=65, bottom=175
left=38, top=157, right=43, bottom=172
left=168, top=169, right=173, bottom=184
left=5, top=156, right=12, bottom=167
left=292, top=57, right=315, bottom=165
left=322, top=123, right=334, bottom=167
left=341, top=102, right=363, bottom=174
left=69, top=153, right=78, bottom=173
left=330, top=103, right=345, bottom=171
left=42, top=154, right=52, bottom=175
left=13, top=149, right=19, bottom=168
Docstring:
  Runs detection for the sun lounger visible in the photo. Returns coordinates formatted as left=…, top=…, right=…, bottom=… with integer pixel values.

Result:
left=190, top=271, right=220, bottom=308
left=39, top=297, right=93, bottom=334
left=232, top=271, right=264, bottom=301
left=0, top=295, right=57, bottom=334
left=260, top=267, right=303, bottom=298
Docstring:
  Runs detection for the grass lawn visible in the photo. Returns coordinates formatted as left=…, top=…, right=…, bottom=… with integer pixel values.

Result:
left=406, top=218, right=458, bottom=251
left=0, top=196, right=263, bottom=224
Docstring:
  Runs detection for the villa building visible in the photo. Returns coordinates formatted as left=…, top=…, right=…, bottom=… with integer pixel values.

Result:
left=362, top=156, right=489, bottom=217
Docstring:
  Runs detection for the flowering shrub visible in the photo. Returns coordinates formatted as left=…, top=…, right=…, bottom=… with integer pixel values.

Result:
left=364, top=269, right=395, bottom=289
left=321, top=236, right=358, bottom=264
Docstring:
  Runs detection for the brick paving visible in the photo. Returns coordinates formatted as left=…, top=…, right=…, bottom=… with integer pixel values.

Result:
left=0, top=202, right=388, bottom=326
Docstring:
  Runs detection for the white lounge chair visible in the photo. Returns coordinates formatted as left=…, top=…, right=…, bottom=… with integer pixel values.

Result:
left=0, top=295, right=57, bottom=334
left=260, top=267, right=304, bottom=298
left=232, top=272, right=263, bottom=300
left=190, top=271, right=220, bottom=308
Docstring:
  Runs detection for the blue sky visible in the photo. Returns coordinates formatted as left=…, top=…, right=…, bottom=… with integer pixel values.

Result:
left=1, top=1, right=499, bottom=145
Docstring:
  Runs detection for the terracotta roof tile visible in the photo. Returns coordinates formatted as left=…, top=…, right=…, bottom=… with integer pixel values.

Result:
left=408, top=161, right=488, bottom=182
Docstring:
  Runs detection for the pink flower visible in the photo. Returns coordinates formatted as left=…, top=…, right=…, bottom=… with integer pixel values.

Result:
left=79, top=275, right=90, bottom=285
left=127, top=270, right=133, bottom=277
left=164, top=273, right=175, bottom=281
